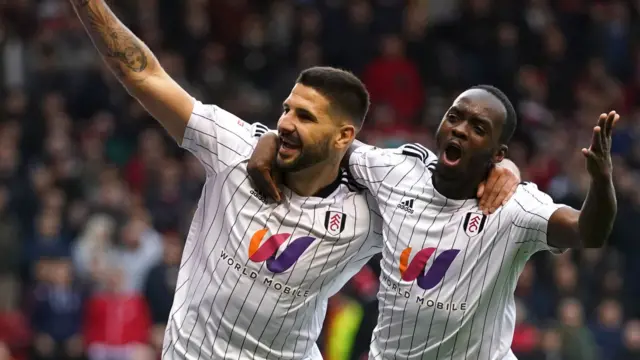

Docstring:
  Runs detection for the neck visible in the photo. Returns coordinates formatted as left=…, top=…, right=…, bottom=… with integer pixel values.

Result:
left=432, top=171, right=485, bottom=200
left=284, top=161, right=342, bottom=197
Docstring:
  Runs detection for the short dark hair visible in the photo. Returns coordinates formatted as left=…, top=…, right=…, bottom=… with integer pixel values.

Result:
left=296, top=66, right=370, bottom=130
left=470, top=85, right=517, bottom=143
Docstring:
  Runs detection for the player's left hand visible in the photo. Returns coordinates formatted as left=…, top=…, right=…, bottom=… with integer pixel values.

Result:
left=477, top=164, right=520, bottom=215
left=582, top=111, right=619, bottom=181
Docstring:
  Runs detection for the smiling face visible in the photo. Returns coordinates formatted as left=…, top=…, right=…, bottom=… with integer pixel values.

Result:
left=276, top=83, right=355, bottom=172
left=434, top=88, right=508, bottom=180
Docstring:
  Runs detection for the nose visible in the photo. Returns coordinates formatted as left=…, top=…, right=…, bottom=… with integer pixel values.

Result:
left=451, top=122, right=468, bottom=141
left=277, top=113, right=295, bottom=134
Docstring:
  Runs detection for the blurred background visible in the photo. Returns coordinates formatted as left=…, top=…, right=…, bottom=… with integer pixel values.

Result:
left=0, top=0, right=639, bottom=359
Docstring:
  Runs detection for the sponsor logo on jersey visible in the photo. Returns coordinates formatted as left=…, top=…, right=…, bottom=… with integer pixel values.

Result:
left=398, top=247, right=460, bottom=290
left=324, top=211, right=346, bottom=235
left=250, top=189, right=267, bottom=204
left=397, top=199, right=415, bottom=214
left=248, top=229, right=315, bottom=273
left=463, top=212, right=487, bottom=237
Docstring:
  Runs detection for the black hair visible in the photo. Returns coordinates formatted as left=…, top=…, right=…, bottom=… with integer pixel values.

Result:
left=470, top=85, right=517, bottom=143
left=296, top=66, right=370, bottom=130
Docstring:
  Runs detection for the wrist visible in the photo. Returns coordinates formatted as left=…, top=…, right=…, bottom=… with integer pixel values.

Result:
left=590, top=172, right=613, bottom=186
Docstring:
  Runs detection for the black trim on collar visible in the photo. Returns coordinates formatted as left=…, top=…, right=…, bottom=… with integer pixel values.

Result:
left=313, top=173, right=343, bottom=198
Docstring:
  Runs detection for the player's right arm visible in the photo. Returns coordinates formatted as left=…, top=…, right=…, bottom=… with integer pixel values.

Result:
left=69, top=0, right=192, bottom=143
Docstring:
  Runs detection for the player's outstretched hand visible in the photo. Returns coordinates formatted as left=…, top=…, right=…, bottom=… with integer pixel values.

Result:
left=248, top=133, right=283, bottom=202
left=582, top=111, right=619, bottom=181
left=477, top=164, right=519, bottom=215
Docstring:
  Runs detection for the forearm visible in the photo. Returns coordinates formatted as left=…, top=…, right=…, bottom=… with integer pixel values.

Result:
left=496, top=159, right=521, bottom=180
left=578, top=176, right=617, bottom=247
left=69, top=0, right=161, bottom=89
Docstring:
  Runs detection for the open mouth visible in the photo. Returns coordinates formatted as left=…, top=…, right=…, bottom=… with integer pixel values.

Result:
left=279, top=136, right=301, bottom=155
left=443, top=142, right=463, bottom=166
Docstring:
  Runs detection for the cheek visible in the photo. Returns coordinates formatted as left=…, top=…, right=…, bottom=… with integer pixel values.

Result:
left=435, top=122, right=448, bottom=136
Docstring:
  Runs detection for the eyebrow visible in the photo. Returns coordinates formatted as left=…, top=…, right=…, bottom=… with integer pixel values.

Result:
left=470, top=115, right=493, bottom=127
left=283, top=102, right=318, bottom=122
left=450, top=106, right=493, bottom=127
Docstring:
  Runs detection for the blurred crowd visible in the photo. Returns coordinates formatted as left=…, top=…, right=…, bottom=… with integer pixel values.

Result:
left=0, top=0, right=639, bottom=360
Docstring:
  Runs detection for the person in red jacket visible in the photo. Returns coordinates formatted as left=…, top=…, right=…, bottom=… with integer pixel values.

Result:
left=362, top=34, right=425, bottom=124
left=83, top=265, right=152, bottom=360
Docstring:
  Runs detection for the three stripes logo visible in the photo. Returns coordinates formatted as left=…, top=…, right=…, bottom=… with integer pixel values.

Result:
left=399, top=247, right=461, bottom=290
left=397, top=199, right=415, bottom=214
left=248, top=229, right=316, bottom=273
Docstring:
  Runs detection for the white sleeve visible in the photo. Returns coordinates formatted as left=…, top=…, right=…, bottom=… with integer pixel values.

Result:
left=510, top=182, right=568, bottom=254
left=180, top=101, right=269, bottom=175
left=347, top=142, right=436, bottom=193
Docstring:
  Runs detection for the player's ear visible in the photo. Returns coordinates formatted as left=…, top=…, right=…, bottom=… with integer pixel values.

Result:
left=335, top=124, right=356, bottom=150
left=493, top=144, right=507, bottom=163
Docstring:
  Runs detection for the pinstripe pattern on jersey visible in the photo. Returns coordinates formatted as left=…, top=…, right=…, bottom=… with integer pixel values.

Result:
left=164, top=107, right=383, bottom=360
left=349, top=144, right=566, bottom=360
left=194, top=177, right=270, bottom=360
left=414, top=199, right=469, bottom=355
left=241, top=196, right=313, bottom=356
left=374, top=157, right=429, bottom=358
left=163, top=163, right=246, bottom=358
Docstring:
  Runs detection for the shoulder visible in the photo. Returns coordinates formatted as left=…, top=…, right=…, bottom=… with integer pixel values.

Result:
left=351, top=142, right=437, bottom=167
left=510, top=182, right=555, bottom=206
left=340, top=168, right=367, bottom=192
left=191, top=101, right=267, bottom=139
left=396, top=143, right=437, bottom=167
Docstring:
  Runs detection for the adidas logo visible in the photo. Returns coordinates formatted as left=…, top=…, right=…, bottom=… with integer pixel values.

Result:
left=250, top=189, right=267, bottom=204
left=397, top=199, right=415, bottom=214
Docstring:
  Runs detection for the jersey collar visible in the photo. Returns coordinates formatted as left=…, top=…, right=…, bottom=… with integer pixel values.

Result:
left=312, top=173, right=342, bottom=198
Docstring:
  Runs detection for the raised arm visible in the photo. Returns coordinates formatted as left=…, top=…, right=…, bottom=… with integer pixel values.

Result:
left=69, top=0, right=193, bottom=143
left=547, top=112, right=619, bottom=249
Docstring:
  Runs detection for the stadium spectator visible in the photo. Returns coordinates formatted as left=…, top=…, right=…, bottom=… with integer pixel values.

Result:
left=83, top=266, right=151, bottom=360
left=590, top=298, right=625, bottom=360
left=30, top=258, right=84, bottom=360
left=617, top=319, right=640, bottom=360
left=143, top=231, right=182, bottom=353
left=557, top=297, right=597, bottom=360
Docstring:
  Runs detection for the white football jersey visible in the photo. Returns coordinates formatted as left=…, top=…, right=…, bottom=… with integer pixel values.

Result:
left=348, top=144, right=566, bottom=360
left=162, top=102, right=383, bottom=360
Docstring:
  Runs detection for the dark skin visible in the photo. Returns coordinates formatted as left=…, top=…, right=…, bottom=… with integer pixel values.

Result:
left=429, top=90, right=509, bottom=200
left=390, top=88, right=617, bottom=249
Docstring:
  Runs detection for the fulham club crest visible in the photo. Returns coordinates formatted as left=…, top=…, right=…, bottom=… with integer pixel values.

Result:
left=324, top=211, right=347, bottom=236
left=463, top=212, right=487, bottom=237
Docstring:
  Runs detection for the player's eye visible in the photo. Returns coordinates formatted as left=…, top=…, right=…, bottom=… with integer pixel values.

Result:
left=473, top=125, right=485, bottom=135
left=282, top=107, right=289, bottom=114
left=296, top=112, right=315, bottom=122
left=447, top=113, right=459, bottom=122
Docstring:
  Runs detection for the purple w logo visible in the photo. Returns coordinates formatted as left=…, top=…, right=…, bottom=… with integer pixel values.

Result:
left=248, top=229, right=316, bottom=273
left=399, top=247, right=460, bottom=290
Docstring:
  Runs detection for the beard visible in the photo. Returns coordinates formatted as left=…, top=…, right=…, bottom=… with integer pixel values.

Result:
left=275, top=136, right=332, bottom=172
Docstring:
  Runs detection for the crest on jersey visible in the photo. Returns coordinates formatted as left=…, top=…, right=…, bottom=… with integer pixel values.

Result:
left=324, top=211, right=346, bottom=236
left=463, top=212, right=487, bottom=237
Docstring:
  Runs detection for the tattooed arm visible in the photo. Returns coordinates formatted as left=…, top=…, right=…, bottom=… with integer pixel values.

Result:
left=69, top=0, right=193, bottom=143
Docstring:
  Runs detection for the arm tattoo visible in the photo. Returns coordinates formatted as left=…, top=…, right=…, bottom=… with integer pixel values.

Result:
left=71, top=0, right=151, bottom=78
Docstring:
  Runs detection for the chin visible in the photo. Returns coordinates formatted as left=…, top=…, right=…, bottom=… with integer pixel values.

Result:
left=435, top=161, right=467, bottom=179
left=276, top=156, right=300, bottom=171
